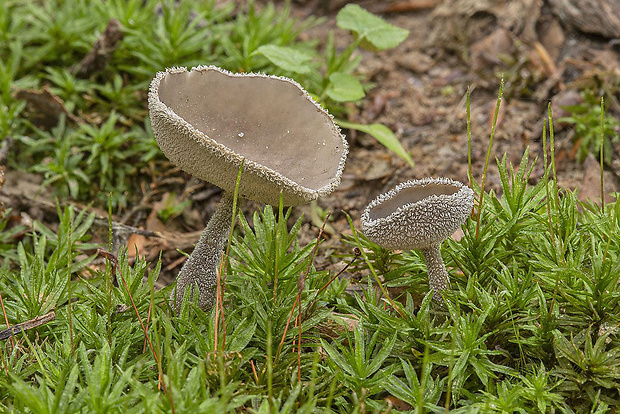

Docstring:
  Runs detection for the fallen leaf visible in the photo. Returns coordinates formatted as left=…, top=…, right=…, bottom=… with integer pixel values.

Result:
left=14, top=86, right=80, bottom=129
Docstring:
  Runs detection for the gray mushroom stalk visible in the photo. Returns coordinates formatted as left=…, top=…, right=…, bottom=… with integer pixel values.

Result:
left=148, top=66, right=348, bottom=312
left=361, top=177, right=474, bottom=302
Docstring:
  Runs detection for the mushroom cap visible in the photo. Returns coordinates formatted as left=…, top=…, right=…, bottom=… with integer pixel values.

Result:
left=148, top=66, right=348, bottom=206
left=361, top=178, right=474, bottom=250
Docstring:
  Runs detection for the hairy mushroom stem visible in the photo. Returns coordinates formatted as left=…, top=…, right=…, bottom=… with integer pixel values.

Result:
left=360, top=178, right=473, bottom=307
left=149, top=66, right=348, bottom=314
left=174, top=191, right=235, bottom=312
left=420, top=242, right=450, bottom=301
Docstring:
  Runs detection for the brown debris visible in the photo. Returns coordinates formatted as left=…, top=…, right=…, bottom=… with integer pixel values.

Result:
left=396, top=50, right=434, bottom=74
left=14, top=87, right=81, bottom=129
left=381, top=0, right=440, bottom=13
left=575, top=154, right=619, bottom=206
left=430, top=0, right=542, bottom=48
left=536, top=15, right=565, bottom=63
left=0, top=311, right=55, bottom=341
left=550, top=89, right=582, bottom=121
left=550, top=0, right=620, bottom=38
left=385, top=395, right=413, bottom=411
left=470, top=28, right=514, bottom=72
left=317, top=313, right=359, bottom=339
left=71, top=19, right=124, bottom=78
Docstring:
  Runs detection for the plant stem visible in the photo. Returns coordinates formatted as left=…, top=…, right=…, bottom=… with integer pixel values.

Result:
left=466, top=86, right=472, bottom=187
left=420, top=243, right=449, bottom=301
left=174, top=191, right=234, bottom=312
left=67, top=225, right=74, bottom=355
left=542, top=119, right=555, bottom=246
left=476, top=80, right=503, bottom=239
left=600, top=96, right=605, bottom=214
left=216, top=160, right=244, bottom=351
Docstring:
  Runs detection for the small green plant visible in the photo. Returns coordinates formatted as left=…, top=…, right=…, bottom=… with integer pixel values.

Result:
left=5, top=0, right=413, bottom=210
left=1, top=205, right=95, bottom=320
left=76, top=112, right=138, bottom=194
left=156, top=193, right=191, bottom=224
left=3, top=1, right=620, bottom=411
left=560, top=90, right=620, bottom=165
left=1, top=139, right=620, bottom=410
left=321, top=326, right=396, bottom=399
left=30, top=122, right=90, bottom=199
left=0, top=209, right=25, bottom=267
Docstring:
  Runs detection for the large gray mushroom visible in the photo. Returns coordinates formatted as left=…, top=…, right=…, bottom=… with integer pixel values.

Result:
left=148, top=66, right=348, bottom=311
left=361, top=178, right=473, bottom=302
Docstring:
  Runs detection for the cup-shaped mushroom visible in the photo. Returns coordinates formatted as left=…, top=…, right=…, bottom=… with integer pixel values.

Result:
left=149, top=65, right=347, bottom=206
left=361, top=178, right=473, bottom=301
left=148, top=66, right=348, bottom=312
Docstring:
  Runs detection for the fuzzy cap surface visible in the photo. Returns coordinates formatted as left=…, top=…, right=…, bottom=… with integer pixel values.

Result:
left=148, top=66, right=348, bottom=206
left=361, top=177, right=474, bottom=250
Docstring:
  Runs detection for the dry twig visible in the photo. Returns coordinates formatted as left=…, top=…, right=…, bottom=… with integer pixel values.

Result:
left=0, top=311, right=56, bottom=341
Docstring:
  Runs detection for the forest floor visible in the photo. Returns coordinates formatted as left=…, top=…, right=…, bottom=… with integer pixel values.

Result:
left=2, top=0, right=619, bottom=287
left=260, top=0, right=620, bottom=277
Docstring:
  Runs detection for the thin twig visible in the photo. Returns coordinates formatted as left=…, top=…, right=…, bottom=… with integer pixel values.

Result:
left=250, top=359, right=259, bottom=384
left=142, top=297, right=154, bottom=354
left=298, top=213, right=330, bottom=380
left=0, top=311, right=55, bottom=341
left=275, top=213, right=330, bottom=366
left=276, top=295, right=301, bottom=364
left=97, top=249, right=176, bottom=414
left=301, top=248, right=361, bottom=322
left=0, top=292, right=14, bottom=347
left=316, top=248, right=361, bottom=298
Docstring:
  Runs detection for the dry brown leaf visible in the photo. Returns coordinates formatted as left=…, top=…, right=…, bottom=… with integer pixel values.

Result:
left=14, top=86, right=81, bottom=129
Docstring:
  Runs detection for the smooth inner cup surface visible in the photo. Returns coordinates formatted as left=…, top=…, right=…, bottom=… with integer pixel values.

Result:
left=157, top=69, right=344, bottom=191
left=368, top=183, right=459, bottom=221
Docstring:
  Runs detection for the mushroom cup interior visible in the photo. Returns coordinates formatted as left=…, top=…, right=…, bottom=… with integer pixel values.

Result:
left=157, top=68, right=345, bottom=192
left=368, top=183, right=460, bottom=221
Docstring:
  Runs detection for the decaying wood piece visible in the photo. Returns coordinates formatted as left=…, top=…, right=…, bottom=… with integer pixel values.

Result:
left=72, top=19, right=124, bottom=78
left=381, top=0, right=441, bottom=13
left=0, top=311, right=55, bottom=341
left=429, top=0, right=542, bottom=49
left=549, top=0, right=620, bottom=38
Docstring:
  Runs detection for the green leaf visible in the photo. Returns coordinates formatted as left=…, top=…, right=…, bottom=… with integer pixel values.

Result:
left=366, top=334, right=396, bottom=375
left=254, top=45, right=313, bottom=74
left=326, top=72, right=365, bottom=102
left=320, top=339, right=355, bottom=376
left=336, top=4, right=409, bottom=50
left=228, top=317, right=257, bottom=352
left=337, top=120, right=414, bottom=167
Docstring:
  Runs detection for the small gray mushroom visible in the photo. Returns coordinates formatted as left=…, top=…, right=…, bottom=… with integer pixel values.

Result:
left=148, top=66, right=348, bottom=312
left=361, top=178, right=474, bottom=302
